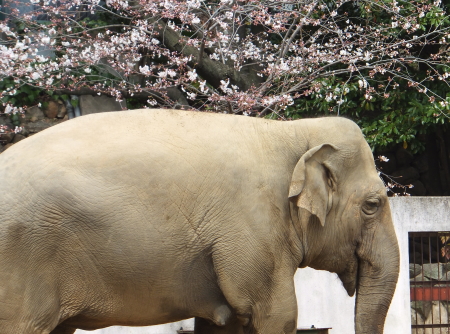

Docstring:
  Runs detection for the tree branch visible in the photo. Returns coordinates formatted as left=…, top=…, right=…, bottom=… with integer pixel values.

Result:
left=149, top=19, right=264, bottom=91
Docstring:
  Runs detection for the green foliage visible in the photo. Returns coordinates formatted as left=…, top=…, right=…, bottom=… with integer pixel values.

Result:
left=125, top=96, right=148, bottom=109
left=284, top=74, right=448, bottom=154
left=0, top=78, right=43, bottom=108
left=9, top=112, right=21, bottom=126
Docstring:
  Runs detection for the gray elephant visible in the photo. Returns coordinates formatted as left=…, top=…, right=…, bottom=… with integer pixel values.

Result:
left=0, top=109, right=399, bottom=334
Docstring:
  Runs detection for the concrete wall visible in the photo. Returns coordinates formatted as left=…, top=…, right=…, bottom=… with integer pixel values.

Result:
left=76, top=197, right=447, bottom=334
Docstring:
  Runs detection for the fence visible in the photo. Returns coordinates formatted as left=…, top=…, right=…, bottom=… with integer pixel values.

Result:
left=410, top=232, right=450, bottom=333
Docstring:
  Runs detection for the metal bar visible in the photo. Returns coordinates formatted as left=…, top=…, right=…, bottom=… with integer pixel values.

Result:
left=428, top=235, right=434, bottom=329
left=409, top=233, right=450, bottom=332
left=411, top=281, right=450, bottom=285
left=410, top=232, right=450, bottom=238
left=412, top=324, right=450, bottom=329
left=410, top=237, right=419, bottom=332
left=434, top=235, right=442, bottom=334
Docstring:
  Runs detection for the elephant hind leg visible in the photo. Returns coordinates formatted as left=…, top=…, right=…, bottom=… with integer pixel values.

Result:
left=194, top=316, right=246, bottom=334
left=49, top=325, right=77, bottom=334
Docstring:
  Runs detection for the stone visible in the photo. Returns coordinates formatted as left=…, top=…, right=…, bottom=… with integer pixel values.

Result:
left=421, top=263, right=450, bottom=280
left=1, top=132, right=15, bottom=144
left=44, top=101, right=59, bottom=119
left=12, top=134, right=26, bottom=144
left=411, top=300, right=432, bottom=323
left=57, top=104, right=67, bottom=118
left=79, top=95, right=127, bottom=116
left=24, top=120, right=53, bottom=134
left=392, top=166, right=420, bottom=185
left=413, top=154, right=429, bottom=174
left=3, top=143, right=14, bottom=150
left=410, top=251, right=423, bottom=264
left=410, top=263, right=423, bottom=278
left=411, top=276, right=431, bottom=282
left=0, top=115, right=6, bottom=123
left=427, top=301, right=449, bottom=333
left=408, top=180, right=427, bottom=196
left=20, top=127, right=30, bottom=137
left=411, top=301, right=450, bottom=334
left=26, top=106, right=45, bottom=122
left=396, top=146, right=414, bottom=167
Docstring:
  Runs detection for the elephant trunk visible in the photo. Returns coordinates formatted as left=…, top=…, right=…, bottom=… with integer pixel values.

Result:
left=354, top=212, right=400, bottom=333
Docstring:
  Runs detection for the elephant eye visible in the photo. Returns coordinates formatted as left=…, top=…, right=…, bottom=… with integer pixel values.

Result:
left=327, top=176, right=333, bottom=188
left=324, top=166, right=335, bottom=189
left=362, top=198, right=380, bottom=215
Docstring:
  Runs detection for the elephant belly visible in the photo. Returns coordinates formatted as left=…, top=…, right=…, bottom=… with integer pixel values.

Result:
left=61, top=276, right=228, bottom=330
left=58, top=242, right=229, bottom=330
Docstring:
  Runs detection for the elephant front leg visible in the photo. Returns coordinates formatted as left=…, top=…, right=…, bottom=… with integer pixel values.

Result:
left=250, top=285, right=298, bottom=334
left=212, top=241, right=299, bottom=333
left=217, top=276, right=298, bottom=334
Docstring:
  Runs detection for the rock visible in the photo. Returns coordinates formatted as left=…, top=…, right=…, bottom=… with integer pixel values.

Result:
left=408, top=180, right=427, bottom=196
left=396, top=146, right=414, bottom=167
left=0, top=115, right=12, bottom=128
left=410, top=251, right=423, bottom=264
left=24, top=120, right=53, bottom=134
left=411, top=300, right=432, bottom=322
left=79, top=95, right=127, bottom=116
left=56, top=104, right=67, bottom=118
left=44, top=101, right=59, bottom=119
left=412, top=154, right=429, bottom=174
left=3, top=143, right=14, bottom=150
left=427, top=302, right=448, bottom=329
left=12, top=134, right=26, bottom=144
left=410, top=263, right=423, bottom=278
left=422, top=263, right=450, bottom=280
left=392, top=166, right=420, bottom=185
left=20, top=127, right=30, bottom=137
left=411, top=301, right=450, bottom=333
left=26, top=106, right=45, bottom=122
left=1, top=132, right=15, bottom=144
left=411, top=276, right=431, bottom=282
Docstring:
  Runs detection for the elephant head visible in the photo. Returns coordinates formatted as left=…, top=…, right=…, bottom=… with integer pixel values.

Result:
left=288, top=120, right=399, bottom=333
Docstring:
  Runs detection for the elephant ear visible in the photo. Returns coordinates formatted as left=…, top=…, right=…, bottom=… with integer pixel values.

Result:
left=288, top=144, right=337, bottom=227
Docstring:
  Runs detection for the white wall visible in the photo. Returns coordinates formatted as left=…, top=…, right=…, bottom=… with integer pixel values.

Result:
left=75, top=320, right=195, bottom=334
left=76, top=197, right=447, bottom=334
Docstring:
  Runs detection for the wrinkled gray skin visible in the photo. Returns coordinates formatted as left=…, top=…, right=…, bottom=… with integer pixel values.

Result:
left=0, top=109, right=399, bottom=334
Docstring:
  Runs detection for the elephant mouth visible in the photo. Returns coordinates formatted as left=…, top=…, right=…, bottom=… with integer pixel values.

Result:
left=337, top=259, right=358, bottom=297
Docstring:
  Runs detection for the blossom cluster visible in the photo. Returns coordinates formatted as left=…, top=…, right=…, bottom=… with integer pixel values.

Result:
left=0, top=0, right=449, bottom=116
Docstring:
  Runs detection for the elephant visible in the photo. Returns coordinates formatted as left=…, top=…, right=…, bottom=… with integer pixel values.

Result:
left=0, top=109, right=399, bottom=334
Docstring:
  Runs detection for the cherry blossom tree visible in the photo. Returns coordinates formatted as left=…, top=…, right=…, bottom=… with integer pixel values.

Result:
left=0, top=0, right=449, bottom=149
